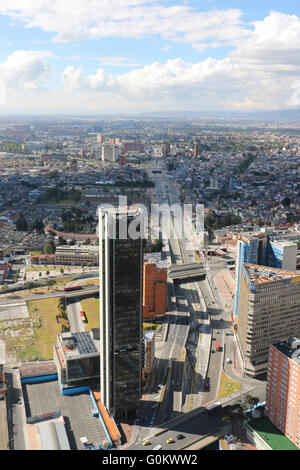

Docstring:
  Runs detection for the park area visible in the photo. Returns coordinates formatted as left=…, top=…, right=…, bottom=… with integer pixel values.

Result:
left=218, top=371, right=241, bottom=398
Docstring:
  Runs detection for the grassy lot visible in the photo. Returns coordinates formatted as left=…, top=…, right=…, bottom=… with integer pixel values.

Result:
left=143, top=322, right=162, bottom=332
left=248, top=417, right=299, bottom=450
left=26, top=266, right=63, bottom=272
left=20, top=298, right=70, bottom=361
left=80, top=278, right=99, bottom=287
left=80, top=296, right=99, bottom=331
left=49, top=275, right=77, bottom=287
left=218, top=371, right=241, bottom=398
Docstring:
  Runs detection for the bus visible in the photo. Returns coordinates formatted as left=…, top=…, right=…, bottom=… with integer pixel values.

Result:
left=206, top=401, right=221, bottom=413
left=64, top=285, right=82, bottom=292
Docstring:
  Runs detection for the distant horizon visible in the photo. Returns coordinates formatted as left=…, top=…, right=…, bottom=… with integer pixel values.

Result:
left=1, top=108, right=300, bottom=122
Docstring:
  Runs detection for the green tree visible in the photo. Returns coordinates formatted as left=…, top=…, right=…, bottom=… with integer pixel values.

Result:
left=43, top=241, right=56, bottom=254
left=16, top=214, right=28, bottom=231
left=33, top=218, right=44, bottom=233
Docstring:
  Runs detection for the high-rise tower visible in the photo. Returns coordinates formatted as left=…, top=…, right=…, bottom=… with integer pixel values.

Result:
left=236, top=263, right=300, bottom=377
left=98, top=206, right=144, bottom=418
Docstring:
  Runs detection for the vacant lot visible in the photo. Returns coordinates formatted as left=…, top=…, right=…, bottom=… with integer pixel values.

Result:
left=25, top=297, right=69, bottom=361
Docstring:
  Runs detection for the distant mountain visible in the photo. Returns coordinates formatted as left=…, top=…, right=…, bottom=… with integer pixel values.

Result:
left=1, top=108, right=300, bottom=121
left=137, top=109, right=300, bottom=121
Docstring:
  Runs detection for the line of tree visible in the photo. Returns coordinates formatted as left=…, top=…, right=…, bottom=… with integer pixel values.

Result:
left=15, top=215, right=44, bottom=233
left=37, top=187, right=81, bottom=204
left=61, top=208, right=95, bottom=233
left=204, top=210, right=242, bottom=232
left=237, top=153, right=256, bottom=173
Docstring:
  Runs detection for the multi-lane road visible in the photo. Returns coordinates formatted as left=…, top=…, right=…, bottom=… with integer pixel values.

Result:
left=128, top=165, right=228, bottom=449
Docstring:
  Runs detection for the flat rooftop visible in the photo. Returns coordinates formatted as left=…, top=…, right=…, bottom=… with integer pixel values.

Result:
left=59, top=331, right=100, bottom=358
left=273, top=337, right=300, bottom=365
left=22, top=379, right=109, bottom=450
left=243, top=263, right=300, bottom=285
left=248, top=416, right=299, bottom=451
left=98, top=205, right=144, bottom=217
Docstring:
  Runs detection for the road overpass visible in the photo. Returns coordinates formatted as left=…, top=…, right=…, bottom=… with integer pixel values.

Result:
left=0, top=285, right=99, bottom=305
left=168, top=263, right=207, bottom=280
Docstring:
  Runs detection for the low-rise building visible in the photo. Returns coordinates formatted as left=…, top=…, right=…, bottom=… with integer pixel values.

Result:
left=55, top=245, right=98, bottom=266
left=30, top=254, right=55, bottom=265
left=53, top=331, right=100, bottom=388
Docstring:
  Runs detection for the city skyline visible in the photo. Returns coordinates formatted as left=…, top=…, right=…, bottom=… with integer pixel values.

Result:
left=0, top=1, right=300, bottom=114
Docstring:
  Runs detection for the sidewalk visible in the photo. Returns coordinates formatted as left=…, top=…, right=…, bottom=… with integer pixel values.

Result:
left=0, top=401, right=8, bottom=450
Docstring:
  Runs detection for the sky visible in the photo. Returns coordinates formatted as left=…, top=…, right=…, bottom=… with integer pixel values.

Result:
left=0, top=0, right=300, bottom=114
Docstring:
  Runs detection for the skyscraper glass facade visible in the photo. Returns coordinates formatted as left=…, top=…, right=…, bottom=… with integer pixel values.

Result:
left=99, top=208, right=143, bottom=418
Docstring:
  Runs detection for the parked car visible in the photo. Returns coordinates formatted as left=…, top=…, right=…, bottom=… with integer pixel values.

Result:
left=167, top=437, right=175, bottom=444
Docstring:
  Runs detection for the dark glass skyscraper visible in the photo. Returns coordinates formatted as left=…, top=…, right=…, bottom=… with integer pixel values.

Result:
left=98, top=206, right=144, bottom=418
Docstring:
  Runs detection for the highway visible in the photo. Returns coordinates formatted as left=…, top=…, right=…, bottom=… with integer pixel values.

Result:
left=130, top=155, right=229, bottom=448
left=130, top=407, right=226, bottom=451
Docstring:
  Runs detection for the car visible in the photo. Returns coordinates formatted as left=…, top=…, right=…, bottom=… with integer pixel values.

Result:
left=143, top=440, right=151, bottom=446
left=167, top=437, right=175, bottom=444
left=153, top=444, right=162, bottom=450
left=211, top=350, right=215, bottom=353
left=177, top=434, right=185, bottom=440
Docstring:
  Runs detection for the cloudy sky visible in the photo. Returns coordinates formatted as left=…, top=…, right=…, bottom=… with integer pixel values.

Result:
left=0, top=0, right=300, bottom=114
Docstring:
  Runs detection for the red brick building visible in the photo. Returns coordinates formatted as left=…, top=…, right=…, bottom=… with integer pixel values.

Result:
left=30, top=254, right=55, bottom=265
left=265, top=338, right=300, bottom=448
left=0, top=261, right=11, bottom=284
left=143, top=262, right=167, bottom=319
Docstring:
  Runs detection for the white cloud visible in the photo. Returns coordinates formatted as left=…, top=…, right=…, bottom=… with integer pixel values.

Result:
left=230, top=11, right=300, bottom=69
left=60, top=11, right=300, bottom=111
left=0, top=50, right=51, bottom=91
left=66, top=56, right=144, bottom=67
left=0, top=1, right=249, bottom=46
left=1, top=10, right=300, bottom=112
